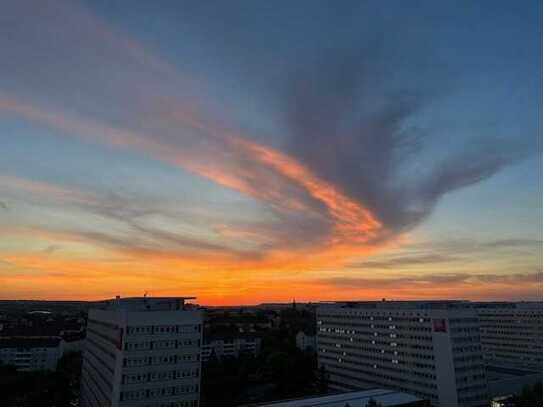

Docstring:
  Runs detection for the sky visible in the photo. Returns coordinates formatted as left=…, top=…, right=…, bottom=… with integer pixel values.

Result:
left=1, top=0, right=542, bottom=305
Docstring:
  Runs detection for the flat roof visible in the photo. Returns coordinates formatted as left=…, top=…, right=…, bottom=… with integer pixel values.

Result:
left=92, top=296, right=198, bottom=312
left=242, top=389, right=423, bottom=407
left=319, top=300, right=471, bottom=310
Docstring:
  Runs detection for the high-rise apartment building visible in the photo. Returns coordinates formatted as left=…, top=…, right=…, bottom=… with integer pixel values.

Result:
left=317, top=301, right=488, bottom=407
left=476, top=302, right=543, bottom=369
left=80, top=297, right=202, bottom=407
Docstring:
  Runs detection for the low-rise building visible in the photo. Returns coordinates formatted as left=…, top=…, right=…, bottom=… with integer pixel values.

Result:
left=202, top=333, right=261, bottom=362
left=0, top=336, right=62, bottom=371
left=296, top=330, right=317, bottom=352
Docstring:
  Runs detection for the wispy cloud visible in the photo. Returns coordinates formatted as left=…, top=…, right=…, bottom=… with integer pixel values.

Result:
left=320, top=270, right=543, bottom=290
left=350, top=254, right=461, bottom=269
left=1, top=0, right=541, bottom=302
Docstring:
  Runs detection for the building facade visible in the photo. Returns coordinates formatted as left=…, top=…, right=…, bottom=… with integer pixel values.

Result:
left=202, top=334, right=261, bottom=362
left=80, top=297, right=202, bottom=407
left=476, top=302, right=543, bottom=369
left=296, top=330, right=317, bottom=352
left=317, top=301, right=488, bottom=407
left=0, top=336, right=61, bottom=371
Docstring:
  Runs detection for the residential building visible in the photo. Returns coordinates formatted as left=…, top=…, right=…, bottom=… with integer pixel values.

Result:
left=317, top=301, right=488, bottom=407
left=80, top=296, right=202, bottom=407
left=0, top=336, right=62, bottom=371
left=486, top=365, right=543, bottom=400
left=202, top=333, right=261, bottom=362
left=241, top=388, right=427, bottom=407
left=476, top=302, right=543, bottom=369
left=296, top=330, right=317, bottom=352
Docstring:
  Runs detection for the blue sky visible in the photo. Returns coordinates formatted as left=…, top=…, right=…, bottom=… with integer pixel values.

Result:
left=0, top=0, right=542, bottom=303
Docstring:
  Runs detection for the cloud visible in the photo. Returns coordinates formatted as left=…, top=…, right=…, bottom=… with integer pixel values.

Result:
left=320, top=270, right=543, bottom=290
left=350, top=254, right=461, bottom=269
left=0, top=0, right=540, bottom=283
left=281, top=47, right=540, bottom=234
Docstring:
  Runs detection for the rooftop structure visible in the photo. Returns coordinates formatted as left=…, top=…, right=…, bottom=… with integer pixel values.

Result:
left=242, top=388, right=427, bottom=407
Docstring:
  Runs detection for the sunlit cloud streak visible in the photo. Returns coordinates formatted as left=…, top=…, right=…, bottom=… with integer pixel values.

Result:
left=0, top=0, right=541, bottom=302
left=0, top=0, right=386, bottom=262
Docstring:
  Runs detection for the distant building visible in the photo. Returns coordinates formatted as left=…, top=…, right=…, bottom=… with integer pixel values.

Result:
left=317, top=301, right=488, bottom=407
left=80, top=296, right=202, bottom=407
left=486, top=364, right=543, bottom=400
left=0, top=336, right=62, bottom=371
left=240, top=388, right=427, bottom=407
left=476, top=302, right=543, bottom=369
left=296, top=330, right=316, bottom=352
left=60, top=329, right=86, bottom=354
left=490, top=395, right=516, bottom=407
left=202, top=333, right=261, bottom=362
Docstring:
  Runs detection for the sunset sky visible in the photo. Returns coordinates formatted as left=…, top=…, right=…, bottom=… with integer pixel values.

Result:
left=1, top=0, right=542, bottom=304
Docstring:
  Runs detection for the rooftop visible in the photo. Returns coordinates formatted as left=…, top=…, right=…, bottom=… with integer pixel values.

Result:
left=92, top=296, right=197, bottom=312
left=319, top=300, right=472, bottom=310
left=241, top=388, right=424, bottom=407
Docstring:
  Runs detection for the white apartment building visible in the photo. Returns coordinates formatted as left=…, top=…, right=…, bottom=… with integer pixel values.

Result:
left=317, top=301, right=488, bottom=407
left=201, top=334, right=261, bottom=362
left=0, top=336, right=61, bottom=371
left=476, top=302, right=543, bottom=369
left=80, top=297, right=202, bottom=407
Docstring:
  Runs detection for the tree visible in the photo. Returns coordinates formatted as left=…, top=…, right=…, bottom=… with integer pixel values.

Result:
left=511, top=382, right=543, bottom=406
left=317, top=365, right=329, bottom=394
left=366, top=398, right=382, bottom=407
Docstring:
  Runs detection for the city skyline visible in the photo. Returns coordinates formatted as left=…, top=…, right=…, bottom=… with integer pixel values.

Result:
left=1, top=0, right=543, bottom=304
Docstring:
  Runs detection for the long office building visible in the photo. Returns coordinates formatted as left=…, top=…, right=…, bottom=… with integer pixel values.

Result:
left=80, top=297, right=202, bottom=407
left=476, top=302, right=543, bottom=369
left=317, top=301, right=488, bottom=407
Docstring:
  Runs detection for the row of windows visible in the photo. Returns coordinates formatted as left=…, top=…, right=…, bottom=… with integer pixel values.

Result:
left=120, top=384, right=199, bottom=401
left=318, top=314, right=432, bottom=323
left=122, top=368, right=199, bottom=384
left=319, top=340, right=435, bottom=361
left=321, top=357, right=439, bottom=393
left=319, top=328, right=433, bottom=342
left=126, top=324, right=201, bottom=336
left=143, top=400, right=198, bottom=407
left=123, top=353, right=199, bottom=367
left=320, top=352, right=436, bottom=380
left=318, top=333, right=435, bottom=352
left=125, top=339, right=200, bottom=351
